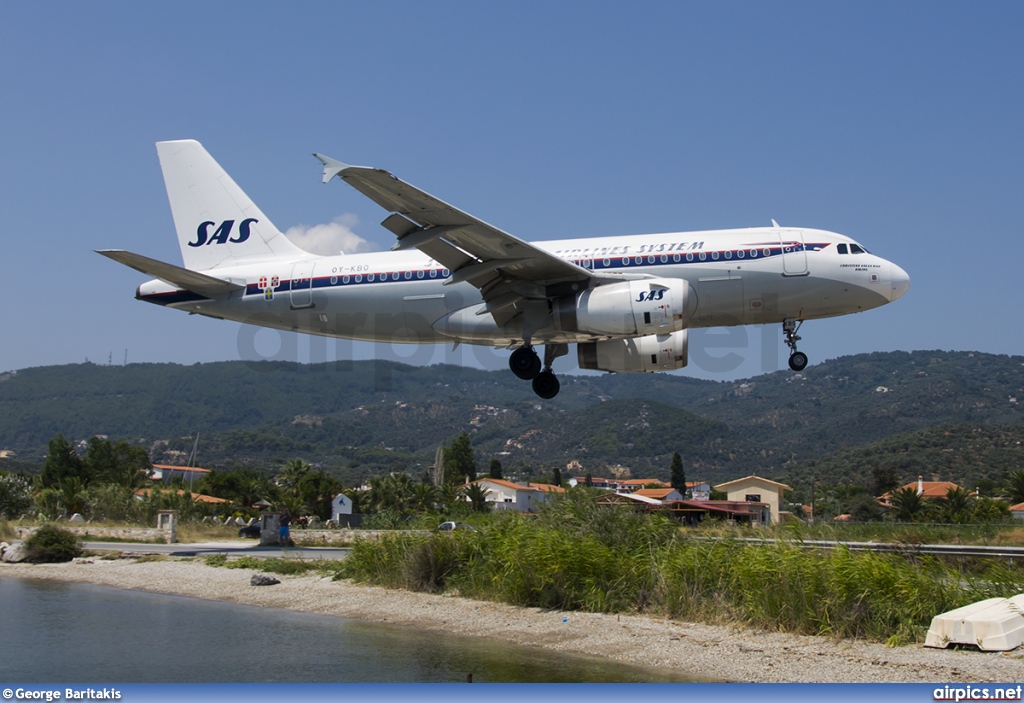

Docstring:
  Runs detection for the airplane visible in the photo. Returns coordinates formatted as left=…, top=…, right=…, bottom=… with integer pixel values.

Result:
left=98, top=140, right=910, bottom=399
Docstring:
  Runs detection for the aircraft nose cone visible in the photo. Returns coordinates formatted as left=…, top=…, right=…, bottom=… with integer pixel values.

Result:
left=890, top=263, right=910, bottom=301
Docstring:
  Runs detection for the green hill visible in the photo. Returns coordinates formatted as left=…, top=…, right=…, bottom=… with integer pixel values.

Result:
left=1, top=350, right=1022, bottom=488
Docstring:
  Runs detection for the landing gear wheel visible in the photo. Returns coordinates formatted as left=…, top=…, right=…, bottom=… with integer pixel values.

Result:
left=532, top=371, right=560, bottom=399
left=509, top=347, right=542, bottom=380
left=788, top=351, right=808, bottom=372
left=782, top=319, right=807, bottom=372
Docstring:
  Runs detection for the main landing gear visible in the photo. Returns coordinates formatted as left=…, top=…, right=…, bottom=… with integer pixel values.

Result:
left=509, top=344, right=566, bottom=399
left=783, top=319, right=808, bottom=372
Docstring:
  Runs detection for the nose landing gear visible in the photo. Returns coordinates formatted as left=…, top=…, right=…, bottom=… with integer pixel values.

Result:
left=783, top=319, right=808, bottom=372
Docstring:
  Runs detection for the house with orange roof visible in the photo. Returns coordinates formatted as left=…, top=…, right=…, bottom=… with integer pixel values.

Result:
left=471, top=478, right=562, bottom=512
left=633, top=487, right=684, bottom=501
left=150, top=463, right=211, bottom=484
left=878, top=476, right=975, bottom=507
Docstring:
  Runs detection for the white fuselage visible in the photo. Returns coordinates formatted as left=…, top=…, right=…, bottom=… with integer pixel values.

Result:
left=138, top=225, right=909, bottom=349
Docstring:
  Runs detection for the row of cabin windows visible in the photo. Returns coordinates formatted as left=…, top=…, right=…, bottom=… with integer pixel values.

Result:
left=837, top=243, right=867, bottom=255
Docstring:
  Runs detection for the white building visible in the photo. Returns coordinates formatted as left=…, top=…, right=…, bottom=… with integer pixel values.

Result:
left=472, top=478, right=564, bottom=513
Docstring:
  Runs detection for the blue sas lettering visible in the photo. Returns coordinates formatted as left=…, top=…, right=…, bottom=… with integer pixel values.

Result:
left=188, top=218, right=258, bottom=247
left=636, top=289, right=667, bottom=302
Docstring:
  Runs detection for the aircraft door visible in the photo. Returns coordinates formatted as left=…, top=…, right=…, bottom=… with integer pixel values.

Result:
left=780, top=229, right=808, bottom=276
left=290, top=261, right=314, bottom=309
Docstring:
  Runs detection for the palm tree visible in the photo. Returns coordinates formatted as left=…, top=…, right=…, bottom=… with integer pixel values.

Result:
left=1005, top=470, right=1024, bottom=505
left=278, top=459, right=312, bottom=495
left=889, top=485, right=925, bottom=522
left=464, top=483, right=491, bottom=512
left=367, top=473, right=416, bottom=513
left=411, top=483, right=439, bottom=513
left=56, top=476, right=88, bottom=516
left=942, top=486, right=974, bottom=523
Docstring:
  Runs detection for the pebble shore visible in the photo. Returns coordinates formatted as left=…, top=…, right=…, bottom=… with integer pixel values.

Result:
left=3, top=557, right=1021, bottom=682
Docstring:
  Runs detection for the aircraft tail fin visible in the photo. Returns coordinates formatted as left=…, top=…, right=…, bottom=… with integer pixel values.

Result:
left=156, top=140, right=306, bottom=270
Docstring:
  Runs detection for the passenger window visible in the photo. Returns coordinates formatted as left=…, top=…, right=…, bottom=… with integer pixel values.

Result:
left=850, top=243, right=865, bottom=254
left=837, top=243, right=848, bottom=255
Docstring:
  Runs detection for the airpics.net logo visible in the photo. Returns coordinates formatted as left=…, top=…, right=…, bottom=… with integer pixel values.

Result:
left=234, top=311, right=784, bottom=377
left=933, top=685, right=1023, bottom=701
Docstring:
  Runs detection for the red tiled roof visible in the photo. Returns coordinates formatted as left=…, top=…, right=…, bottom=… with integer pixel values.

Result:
left=634, top=488, right=677, bottom=499
left=527, top=482, right=566, bottom=493
left=152, top=463, right=211, bottom=474
left=133, top=488, right=229, bottom=503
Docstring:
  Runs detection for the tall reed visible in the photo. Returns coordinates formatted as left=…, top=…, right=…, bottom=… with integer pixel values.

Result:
left=342, top=506, right=1024, bottom=644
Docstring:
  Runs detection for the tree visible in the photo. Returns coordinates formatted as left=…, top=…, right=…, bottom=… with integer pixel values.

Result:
left=1005, top=469, right=1024, bottom=505
left=278, top=459, right=312, bottom=495
left=871, top=465, right=901, bottom=496
left=56, top=476, right=88, bottom=516
left=488, top=458, right=503, bottom=480
left=367, top=473, right=416, bottom=514
left=87, top=437, right=151, bottom=490
left=941, top=486, right=974, bottom=524
left=0, top=473, right=33, bottom=518
left=848, top=494, right=883, bottom=522
left=670, top=452, right=686, bottom=494
left=889, top=486, right=925, bottom=522
left=39, top=434, right=90, bottom=489
left=297, top=470, right=344, bottom=520
left=551, top=466, right=563, bottom=487
left=444, top=432, right=476, bottom=485
left=411, top=483, right=439, bottom=512
left=464, top=483, right=491, bottom=512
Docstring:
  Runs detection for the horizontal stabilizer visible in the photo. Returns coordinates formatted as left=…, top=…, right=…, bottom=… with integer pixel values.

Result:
left=96, top=250, right=243, bottom=297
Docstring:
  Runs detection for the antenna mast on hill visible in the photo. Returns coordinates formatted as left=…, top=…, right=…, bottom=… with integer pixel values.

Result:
left=186, top=433, right=200, bottom=492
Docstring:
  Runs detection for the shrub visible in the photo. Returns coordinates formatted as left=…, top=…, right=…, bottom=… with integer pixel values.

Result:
left=0, top=473, right=33, bottom=518
left=24, top=525, right=83, bottom=563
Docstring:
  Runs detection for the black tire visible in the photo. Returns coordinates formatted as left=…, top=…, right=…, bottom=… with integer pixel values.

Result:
left=788, top=351, right=808, bottom=372
left=532, top=371, right=560, bottom=399
left=509, top=347, right=542, bottom=380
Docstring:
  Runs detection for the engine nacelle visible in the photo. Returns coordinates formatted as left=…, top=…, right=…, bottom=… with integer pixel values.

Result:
left=553, top=278, right=692, bottom=337
left=577, top=330, right=688, bottom=373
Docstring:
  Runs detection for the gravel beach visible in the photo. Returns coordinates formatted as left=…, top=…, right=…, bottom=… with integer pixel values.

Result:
left=2, top=557, right=1021, bottom=682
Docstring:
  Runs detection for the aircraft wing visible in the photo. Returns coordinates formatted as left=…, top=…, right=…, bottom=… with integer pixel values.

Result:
left=96, top=250, right=244, bottom=297
left=314, top=154, right=595, bottom=322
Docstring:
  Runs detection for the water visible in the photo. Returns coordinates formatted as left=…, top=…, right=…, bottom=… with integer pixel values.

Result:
left=0, top=578, right=693, bottom=683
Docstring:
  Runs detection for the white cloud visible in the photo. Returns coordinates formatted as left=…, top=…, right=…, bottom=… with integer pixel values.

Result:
left=284, top=214, right=377, bottom=255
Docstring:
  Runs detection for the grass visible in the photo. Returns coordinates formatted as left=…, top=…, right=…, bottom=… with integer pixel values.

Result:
left=201, top=553, right=346, bottom=577
left=341, top=504, right=1024, bottom=645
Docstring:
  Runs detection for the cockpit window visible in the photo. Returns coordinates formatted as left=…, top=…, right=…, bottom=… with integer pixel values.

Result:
left=850, top=243, right=865, bottom=254
left=837, top=243, right=848, bottom=254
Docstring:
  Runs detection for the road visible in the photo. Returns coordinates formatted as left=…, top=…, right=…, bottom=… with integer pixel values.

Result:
left=82, top=540, right=351, bottom=560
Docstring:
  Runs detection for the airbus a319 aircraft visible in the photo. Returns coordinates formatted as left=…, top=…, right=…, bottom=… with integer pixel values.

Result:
left=99, top=140, right=909, bottom=399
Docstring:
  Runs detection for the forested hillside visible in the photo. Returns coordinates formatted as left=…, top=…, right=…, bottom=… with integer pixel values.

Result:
left=1, top=350, right=1022, bottom=488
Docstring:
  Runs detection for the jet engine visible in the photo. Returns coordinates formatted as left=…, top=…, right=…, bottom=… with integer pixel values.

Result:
left=577, top=330, right=688, bottom=373
left=553, top=278, right=693, bottom=337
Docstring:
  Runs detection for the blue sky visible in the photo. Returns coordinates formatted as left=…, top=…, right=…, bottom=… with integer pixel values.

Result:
left=2, top=2, right=1021, bottom=381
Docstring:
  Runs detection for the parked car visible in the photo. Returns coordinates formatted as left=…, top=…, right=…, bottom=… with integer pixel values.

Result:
left=238, top=523, right=261, bottom=538
left=436, top=521, right=477, bottom=532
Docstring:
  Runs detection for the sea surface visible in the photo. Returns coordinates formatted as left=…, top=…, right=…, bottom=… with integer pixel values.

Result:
left=0, top=577, right=693, bottom=683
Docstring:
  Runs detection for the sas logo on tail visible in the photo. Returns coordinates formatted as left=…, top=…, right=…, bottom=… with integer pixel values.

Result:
left=188, top=219, right=258, bottom=247
left=636, top=289, right=667, bottom=302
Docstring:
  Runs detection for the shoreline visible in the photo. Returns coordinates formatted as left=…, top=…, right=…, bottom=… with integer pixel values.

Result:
left=2, top=557, right=1021, bottom=683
